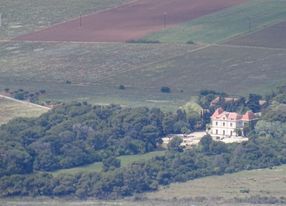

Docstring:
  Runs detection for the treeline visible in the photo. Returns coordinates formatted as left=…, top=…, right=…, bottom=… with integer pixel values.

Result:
left=0, top=87, right=285, bottom=199
left=198, top=85, right=286, bottom=114
left=3, top=88, right=46, bottom=103
left=0, top=102, right=198, bottom=177
left=198, top=90, right=266, bottom=113
left=1, top=131, right=286, bottom=199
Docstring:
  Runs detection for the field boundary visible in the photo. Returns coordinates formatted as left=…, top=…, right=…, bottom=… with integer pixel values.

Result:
left=0, top=94, right=51, bottom=110
left=14, top=0, right=246, bottom=43
left=10, top=0, right=138, bottom=41
left=216, top=43, right=286, bottom=52
left=220, top=19, right=286, bottom=45
left=143, top=0, right=286, bottom=44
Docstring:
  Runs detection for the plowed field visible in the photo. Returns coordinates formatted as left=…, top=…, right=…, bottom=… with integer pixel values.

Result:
left=15, top=0, right=245, bottom=42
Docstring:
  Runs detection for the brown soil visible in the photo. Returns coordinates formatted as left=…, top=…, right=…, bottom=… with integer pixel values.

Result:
left=226, top=21, right=286, bottom=49
left=15, top=0, right=246, bottom=42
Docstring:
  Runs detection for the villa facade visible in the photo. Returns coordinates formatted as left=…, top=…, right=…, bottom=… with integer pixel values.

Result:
left=208, top=108, right=258, bottom=139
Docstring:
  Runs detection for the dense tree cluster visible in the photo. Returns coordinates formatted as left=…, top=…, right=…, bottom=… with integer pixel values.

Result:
left=0, top=87, right=285, bottom=200
left=0, top=102, right=193, bottom=177
left=198, top=90, right=265, bottom=113
left=3, top=88, right=46, bottom=102
left=0, top=131, right=285, bottom=199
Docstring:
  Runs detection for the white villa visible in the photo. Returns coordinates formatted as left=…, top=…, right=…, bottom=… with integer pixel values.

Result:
left=161, top=108, right=260, bottom=147
left=207, top=107, right=258, bottom=140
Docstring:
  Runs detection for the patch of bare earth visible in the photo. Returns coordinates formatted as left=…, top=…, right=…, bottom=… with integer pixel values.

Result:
left=15, top=0, right=246, bottom=42
left=226, top=21, right=286, bottom=49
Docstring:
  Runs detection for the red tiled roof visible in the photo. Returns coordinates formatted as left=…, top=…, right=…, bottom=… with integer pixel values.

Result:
left=228, top=112, right=242, bottom=120
left=210, top=97, right=220, bottom=106
left=241, top=111, right=255, bottom=121
left=211, top=107, right=224, bottom=118
left=211, top=108, right=255, bottom=121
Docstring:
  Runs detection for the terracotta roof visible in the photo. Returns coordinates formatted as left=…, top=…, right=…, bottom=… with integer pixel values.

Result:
left=211, top=107, right=224, bottom=118
left=210, top=97, right=221, bottom=106
left=241, top=111, right=255, bottom=121
left=228, top=112, right=242, bottom=120
left=211, top=108, right=255, bottom=121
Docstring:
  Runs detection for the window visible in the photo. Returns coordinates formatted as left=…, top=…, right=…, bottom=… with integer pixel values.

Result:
left=223, top=122, right=225, bottom=126
left=230, top=131, right=233, bottom=136
left=216, top=130, right=218, bottom=134
left=216, top=121, right=218, bottom=126
left=230, top=123, right=233, bottom=127
left=223, top=130, right=225, bottom=135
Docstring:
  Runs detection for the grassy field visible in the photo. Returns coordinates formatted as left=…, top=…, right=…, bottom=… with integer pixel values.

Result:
left=0, top=97, right=48, bottom=124
left=0, top=41, right=199, bottom=110
left=0, top=0, right=130, bottom=40
left=2, top=200, right=283, bottom=206
left=0, top=41, right=286, bottom=109
left=147, top=165, right=286, bottom=203
left=98, top=44, right=286, bottom=97
left=143, top=0, right=286, bottom=44
left=2, top=165, right=286, bottom=206
left=51, top=151, right=165, bottom=176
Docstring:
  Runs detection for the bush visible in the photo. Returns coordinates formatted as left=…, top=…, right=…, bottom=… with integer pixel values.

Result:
left=186, top=40, right=195, bottom=44
left=126, top=39, right=160, bottom=44
left=160, top=86, right=171, bottom=93
left=240, top=188, right=250, bottom=193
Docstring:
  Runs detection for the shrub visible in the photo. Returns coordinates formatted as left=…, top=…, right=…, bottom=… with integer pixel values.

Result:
left=160, top=86, right=171, bottom=93
left=186, top=40, right=195, bottom=44
left=240, top=188, right=250, bottom=193
left=126, top=39, right=160, bottom=44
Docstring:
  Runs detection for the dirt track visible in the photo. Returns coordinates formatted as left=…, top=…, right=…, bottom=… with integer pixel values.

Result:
left=15, top=0, right=246, bottom=42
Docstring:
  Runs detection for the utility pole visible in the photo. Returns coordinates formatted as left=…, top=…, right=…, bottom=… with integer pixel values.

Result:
left=163, top=12, right=167, bottom=29
left=79, top=13, right=82, bottom=27
left=247, top=17, right=252, bottom=32
left=0, top=13, right=2, bottom=27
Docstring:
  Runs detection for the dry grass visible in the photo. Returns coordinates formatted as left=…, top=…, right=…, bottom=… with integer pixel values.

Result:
left=1, top=165, right=286, bottom=205
left=147, top=165, right=286, bottom=202
left=1, top=41, right=286, bottom=109
left=51, top=151, right=165, bottom=176
left=0, top=97, right=47, bottom=124
left=0, top=0, right=130, bottom=40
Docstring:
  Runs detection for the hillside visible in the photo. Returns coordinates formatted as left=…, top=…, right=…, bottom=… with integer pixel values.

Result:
left=0, top=0, right=286, bottom=204
left=14, top=0, right=245, bottom=43
left=2, top=165, right=286, bottom=206
left=0, top=96, right=48, bottom=124
left=147, top=165, right=286, bottom=204
left=143, top=0, right=286, bottom=44
left=0, top=90, right=285, bottom=200
left=1, top=0, right=286, bottom=109
left=0, top=42, right=285, bottom=109
left=0, top=0, right=131, bottom=40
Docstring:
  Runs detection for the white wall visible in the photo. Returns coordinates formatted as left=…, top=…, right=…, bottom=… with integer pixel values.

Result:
left=211, top=119, right=243, bottom=138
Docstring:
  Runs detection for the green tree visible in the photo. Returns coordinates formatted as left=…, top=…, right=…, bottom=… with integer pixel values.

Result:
left=102, top=156, right=121, bottom=172
left=167, top=137, right=183, bottom=152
